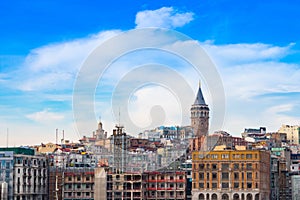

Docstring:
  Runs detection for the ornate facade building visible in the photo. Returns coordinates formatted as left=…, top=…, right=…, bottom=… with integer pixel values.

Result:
left=192, top=149, right=270, bottom=200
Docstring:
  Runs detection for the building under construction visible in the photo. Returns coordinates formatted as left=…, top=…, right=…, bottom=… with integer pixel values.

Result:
left=63, top=167, right=95, bottom=199
left=111, top=125, right=130, bottom=174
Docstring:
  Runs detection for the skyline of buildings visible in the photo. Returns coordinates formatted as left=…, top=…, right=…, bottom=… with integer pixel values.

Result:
left=0, top=82, right=300, bottom=199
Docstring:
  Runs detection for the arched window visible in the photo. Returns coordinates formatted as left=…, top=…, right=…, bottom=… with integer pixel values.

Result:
left=246, top=193, right=252, bottom=200
left=211, top=193, right=218, bottom=200
left=222, top=194, right=229, bottom=200
left=233, top=193, right=239, bottom=200
left=199, top=193, right=205, bottom=200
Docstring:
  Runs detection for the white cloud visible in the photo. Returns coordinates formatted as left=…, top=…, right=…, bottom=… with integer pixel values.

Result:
left=201, top=42, right=293, bottom=66
left=200, top=42, right=300, bottom=133
left=128, top=85, right=182, bottom=128
left=135, top=7, right=194, bottom=29
left=26, top=109, right=64, bottom=123
left=15, top=30, right=121, bottom=91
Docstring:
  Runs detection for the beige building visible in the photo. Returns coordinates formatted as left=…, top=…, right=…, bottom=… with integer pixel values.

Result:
left=192, top=149, right=270, bottom=200
left=63, top=168, right=95, bottom=199
left=36, top=142, right=60, bottom=154
left=107, top=172, right=143, bottom=200
left=278, top=125, right=300, bottom=145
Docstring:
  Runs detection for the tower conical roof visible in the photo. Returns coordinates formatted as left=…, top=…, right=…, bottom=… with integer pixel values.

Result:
left=194, top=85, right=206, bottom=105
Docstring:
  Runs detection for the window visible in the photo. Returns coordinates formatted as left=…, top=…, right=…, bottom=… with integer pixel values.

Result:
left=222, top=154, right=229, bottom=159
left=222, top=182, right=229, bottom=188
left=247, top=172, right=252, bottom=180
left=246, top=154, right=252, bottom=159
left=206, top=163, right=210, bottom=169
left=207, top=173, right=210, bottom=179
left=233, top=154, right=240, bottom=159
left=222, top=164, right=229, bottom=170
left=212, top=182, right=217, bottom=188
left=234, top=172, right=239, bottom=180
left=247, top=182, right=252, bottom=188
left=234, top=163, right=239, bottom=170
left=211, top=154, right=218, bottom=159
left=212, top=173, right=217, bottom=180
left=207, top=182, right=210, bottom=188
left=212, top=164, right=218, bottom=170
left=199, top=164, right=204, bottom=170
left=246, top=163, right=252, bottom=170
left=222, top=173, right=229, bottom=180
left=241, top=154, right=245, bottom=159
left=234, top=182, right=239, bottom=188
left=199, top=183, right=204, bottom=188
left=199, top=173, right=204, bottom=179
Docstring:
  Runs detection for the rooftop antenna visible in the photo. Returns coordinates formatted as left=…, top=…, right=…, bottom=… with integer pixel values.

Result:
left=62, top=130, right=65, bottom=145
left=56, top=129, right=58, bottom=146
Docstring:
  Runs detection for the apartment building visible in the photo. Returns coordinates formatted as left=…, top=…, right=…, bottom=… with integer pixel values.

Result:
left=0, top=147, right=48, bottom=200
left=192, top=149, right=270, bottom=200
left=63, top=167, right=95, bottom=200
left=144, top=171, right=186, bottom=200
left=106, top=172, right=143, bottom=200
left=278, top=125, right=300, bottom=145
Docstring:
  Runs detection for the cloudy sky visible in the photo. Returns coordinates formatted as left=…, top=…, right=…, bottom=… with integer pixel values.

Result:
left=1, top=0, right=300, bottom=146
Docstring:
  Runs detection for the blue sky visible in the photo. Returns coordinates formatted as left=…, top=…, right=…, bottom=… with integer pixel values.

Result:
left=1, top=0, right=300, bottom=146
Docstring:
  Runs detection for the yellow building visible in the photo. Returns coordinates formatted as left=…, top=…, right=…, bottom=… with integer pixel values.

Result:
left=192, top=149, right=270, bottom=200
left=36, top=142, right=60, bottom=154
